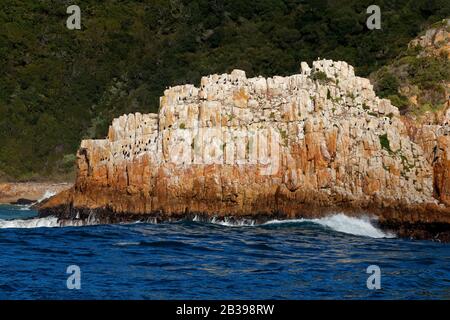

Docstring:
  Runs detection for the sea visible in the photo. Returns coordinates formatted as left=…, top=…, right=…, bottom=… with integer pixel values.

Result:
left=0, top=202, right=449, bottom=300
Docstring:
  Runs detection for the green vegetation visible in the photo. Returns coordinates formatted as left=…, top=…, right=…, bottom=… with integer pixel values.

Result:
left=408, top=56, right=450, bottom=88
left=379, top=134, right=392, bottom=153
left=310, top=70, right=330, bottom=84
left=380, top=135, right=416, bottom=174
left=400, top=154, right=415, bottom=173
left=373, top=55, right=450, bottom=112
left=372, top=17, right=450, bottom=115
left=279, top=129, right=288, bottom=146
left=411, top=102, right=447, bottom=116
left=374, top=70, right=401, bottom=97
left=1, top=0, right=450, bottom=180
left=386, top=94, right=409, bottom=111
left=346, top=91, right=356, bottom=99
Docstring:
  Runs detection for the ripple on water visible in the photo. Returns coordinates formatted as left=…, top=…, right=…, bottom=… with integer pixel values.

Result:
left=0, top=208, right=449, bottom=299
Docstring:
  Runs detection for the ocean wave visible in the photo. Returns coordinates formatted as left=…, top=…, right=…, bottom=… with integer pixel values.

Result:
left=18, top=206, right=33, bottom=211
left=209, top=216, right=256, bottom=227
left=265, top=214, right=395, bottom=238
left=0, top=212, right=395, bottom=239
left=205, top=214, right=395, bottom=239
left=0, top=217, right=61, bottom=228
left=7, top=190, right=59, bottom=212
left=114, top=241, right=141, bottom=246
left=37, top=190, right=57, bottom=204
left=313, top=214, right=395, bottom=238
left=0, top=216, right=88, bottom=229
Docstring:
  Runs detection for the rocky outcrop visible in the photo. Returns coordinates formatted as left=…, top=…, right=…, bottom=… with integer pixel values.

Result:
left=0, top=182, right=72, bottom=204
left=409, top=19, right=450, bottom=59
left=39, top=59, right=450, bottom=241
left=371, top=18, right=450, bottom=122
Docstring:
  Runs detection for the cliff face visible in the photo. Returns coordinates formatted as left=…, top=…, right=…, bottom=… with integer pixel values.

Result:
left=40, top=59, right=450, bottom=239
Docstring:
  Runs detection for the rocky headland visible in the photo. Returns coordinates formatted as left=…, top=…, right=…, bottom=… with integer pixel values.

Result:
left=37, top=55, right=450, bottom=241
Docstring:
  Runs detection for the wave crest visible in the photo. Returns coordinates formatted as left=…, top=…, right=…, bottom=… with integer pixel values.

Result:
left=0, top=216, right=93, bottom=229
left=263, top=214, right=395, bottom=238
left=0, top=217, right=61, bottom=228
left=0, top=213, right=395, bottom=239
left=37, top=190, right=57, bottom=203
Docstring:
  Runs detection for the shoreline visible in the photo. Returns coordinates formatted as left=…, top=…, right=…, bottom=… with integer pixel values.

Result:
left=29, top=57, right=450, bottom=244
left=0, top=182, right=72, bottom=205
left=38, top=201, right=450, bottom=242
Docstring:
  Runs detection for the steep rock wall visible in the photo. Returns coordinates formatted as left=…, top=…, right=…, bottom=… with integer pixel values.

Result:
left=40, top=59, right=450, bottom=237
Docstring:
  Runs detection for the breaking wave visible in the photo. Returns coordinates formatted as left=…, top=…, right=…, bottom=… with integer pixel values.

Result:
left=0, top=217, right=61, bottom=228
left=195, top=216, right=256, bottom=227
left=0, top=216, right=95, bottom=229
left=0, top=211, right=395, bottom=238
left=9, top=190, right=59, bottom=212
left=202, top=214, right=395, bottom=239
left=18, top=205, right=33, bottom=211
left=37, top=190, right=57, bottom=203
left=262, top=214, right=395, bottom=239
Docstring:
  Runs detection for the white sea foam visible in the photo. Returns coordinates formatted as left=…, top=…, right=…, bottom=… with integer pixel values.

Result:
left=9, top=190, right=58, bottom=211
left=210, top=216, right=256, bottom=227
left=0, top=216, right=61, bottom=228
left=0, top=216, right=92, bottom=229
left=114, top=242, right=141, bottom=246
left=312, top=214, right=395, bottom=238
left=37, top=190, right=57, bottom=203
left=206, top=214, right=394, bottom=238
left=0, top=212, right=395, bottom=239
left=263, top=214, right=395, bottom=239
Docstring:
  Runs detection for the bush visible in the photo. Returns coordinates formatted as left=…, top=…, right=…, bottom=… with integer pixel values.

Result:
left=408, top=57, right=450, bottom=88
left=379, top=134, right=392, bottom=153
left=375, top=70, right=400, bottom=98
left=387, top=94, right=409, bottom=112
left=310, top=70, right=331, bottom=83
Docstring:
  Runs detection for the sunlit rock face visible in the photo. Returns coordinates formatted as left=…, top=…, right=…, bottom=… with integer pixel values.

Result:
left=40, top=59, right=450, bottom=232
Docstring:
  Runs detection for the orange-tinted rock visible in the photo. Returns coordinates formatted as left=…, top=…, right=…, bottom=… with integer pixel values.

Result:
left=38, top=59, right=450, bottom=240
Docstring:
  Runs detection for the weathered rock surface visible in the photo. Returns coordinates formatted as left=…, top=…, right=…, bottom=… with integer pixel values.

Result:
left=39, top=59, right=450, bottom=241
left=0, top=182, right=72, bottom=204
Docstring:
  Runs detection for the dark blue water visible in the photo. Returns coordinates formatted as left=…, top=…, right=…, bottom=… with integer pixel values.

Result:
left=0, top=204, right=449, bottom=299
